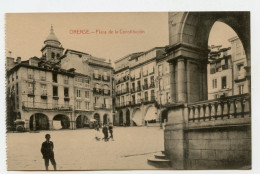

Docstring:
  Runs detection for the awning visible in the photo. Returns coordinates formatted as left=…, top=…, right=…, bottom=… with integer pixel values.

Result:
left=144, top=107, right=157, bottom=121
left=132, top=110, right=142, bottom=126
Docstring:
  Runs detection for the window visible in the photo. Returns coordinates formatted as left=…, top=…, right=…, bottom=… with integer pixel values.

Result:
left=159, top=79, right=163, bottom=90
left=53, top=86, right=58, bottom=96
left=16, top=83, right=19, bottom=95
left=239, top=85, right=244, bottom=95
left=51, top=52, right=55, bottom=59
left=221, top=76, right=227, bottom=89
left=135, top=68, right=141, bottom=79
left=166, top=92, right=170, bottom=103
left=57, top=53, right=60, bottom=58
left=28, top=69, right=34, bottom=79
left=40, top=71, right=46, bottom=81
left=144, top=91, right=148, bottom=101
left=143, top=65, right=148, bottom=76
left=212, top=79, right=217, bottom=89
left=85, top=91, right=89, bottom=98
left=85, top=102, right=90, bottom=110
left=76, top=101, right=81, bottom=109
left=151, top=90, right=155, bottom=100
left=41, top=84, right=47, bottom=95
left=158, top=64, right=163, bottom=76
left=94, top=69, right=99, bottom=78
left=28, top=83, right=34, bottom=94
left=132, top=95, right=135, bottom=104
left=64, top=87, right=69, bottom=97
left=77, top=89, right=81, bottom=97
left=64, top=76, right=69, bottom=84
left=137, top=81, right=141, bottom=90
left=148, top=62, right=155, bottom=74
left=52, top=73, right=57, bottom=83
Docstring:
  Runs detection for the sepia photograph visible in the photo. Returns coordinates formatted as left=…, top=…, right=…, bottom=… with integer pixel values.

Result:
left=5, top=11, right=251, bottom=171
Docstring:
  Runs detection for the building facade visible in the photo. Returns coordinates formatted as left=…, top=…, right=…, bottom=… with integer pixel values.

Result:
left=6, top=26, right=113, bottom=131
left=207, top=37, right=249, bottom=100
left=114, top=47, right=169, bottom=126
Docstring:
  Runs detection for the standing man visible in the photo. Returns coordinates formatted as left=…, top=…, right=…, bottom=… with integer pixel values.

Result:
left=41, top=134, right=57, bottom=171
left=108, top=123, right=114, bottom=141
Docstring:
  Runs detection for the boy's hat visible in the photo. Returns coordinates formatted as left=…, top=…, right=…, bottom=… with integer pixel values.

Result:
left=45, top=134, right=51, bottom=138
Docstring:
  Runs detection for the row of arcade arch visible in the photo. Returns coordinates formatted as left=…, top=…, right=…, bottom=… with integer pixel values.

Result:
left=29, top=113, right=110, bottom=130
left=117, top=107, right=168, bottom=126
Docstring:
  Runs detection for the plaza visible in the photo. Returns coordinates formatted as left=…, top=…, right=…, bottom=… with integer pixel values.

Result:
left=7, top=127, right=164, bottom=170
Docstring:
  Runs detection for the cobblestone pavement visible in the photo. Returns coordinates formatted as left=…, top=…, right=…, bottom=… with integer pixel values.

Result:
left=7, top=126, right=164, bottom=171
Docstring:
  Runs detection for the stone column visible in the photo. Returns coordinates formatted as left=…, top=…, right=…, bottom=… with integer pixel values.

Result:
left=49, top=120, right=53, bottom=130
left=177, top=59, right=187, bottom=103
left=169, top=62, right=176, bottom=103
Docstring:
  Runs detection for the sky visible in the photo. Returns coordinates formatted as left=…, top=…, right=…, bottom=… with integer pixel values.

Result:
left=6, top=13, right=237, bottom=62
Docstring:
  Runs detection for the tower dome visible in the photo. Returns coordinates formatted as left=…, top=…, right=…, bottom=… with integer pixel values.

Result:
left=44, top=25, right=60, bottom=45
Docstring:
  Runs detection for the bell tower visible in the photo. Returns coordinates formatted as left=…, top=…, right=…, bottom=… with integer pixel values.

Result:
left=41, top=25, right=64, bottom=62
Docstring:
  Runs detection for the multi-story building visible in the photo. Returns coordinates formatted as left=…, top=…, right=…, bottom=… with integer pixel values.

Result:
left=6, top=26, right=113, bottom=131
left=207, top=37, right=249, bottom=100
left=114, top=47, right=169, bottom=126
left=61, top=49, right=114, bottom=126
left=229, top=36, right=249, bottom=95
left=207, top=46, right=233, bottom=99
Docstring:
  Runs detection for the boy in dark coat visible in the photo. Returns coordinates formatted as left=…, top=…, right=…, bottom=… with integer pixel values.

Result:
left=41, top=134, right=57, bottom=171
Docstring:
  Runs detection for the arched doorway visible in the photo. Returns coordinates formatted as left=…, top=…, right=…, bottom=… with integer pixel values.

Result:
left=161, top=110, right=168, bottom=123
left=76, top=115, right=88, bottom=128
left=119, top=110, right=123, bottom=126
left=103, top=114, right=108, bottom=125
left=29, top=113, right=49, bottom=130
left=126, top=109, right=130, bottom=126
left=94, top=113, right=100, bottom=125
left=132, top=109, right=142, bottom=126
left=53, top=114, right=70, bottom=129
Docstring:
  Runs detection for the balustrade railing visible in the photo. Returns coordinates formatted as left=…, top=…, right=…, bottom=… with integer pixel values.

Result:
left=22, top=101, right=72, bottom=111
left=187, top=94, right=250, bottom=122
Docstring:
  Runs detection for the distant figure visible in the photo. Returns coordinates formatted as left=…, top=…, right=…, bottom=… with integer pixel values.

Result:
left=41, top=134, right=57, bottom=171
left=95, top=127, right=101, bottom=141
left=108, top=123, right=114, bottom=141
left=102, top=124, right=109, bottom=142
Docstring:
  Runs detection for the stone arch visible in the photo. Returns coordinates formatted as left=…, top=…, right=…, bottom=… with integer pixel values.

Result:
left=177, top=12, right=250, bottom=59
left=132, top=108, right=142, bottom=126
left=118, top=110, right=123, bottom=126
left=93, top=113, right=100, bottom=124
left=29, top=113, right=49, bottom=131
left=76, top=115, right=88, bottom=128
left=53, top=114, right=70, bottom=129
left=144, top=105, right=158, bottom=123
left=125, top=109, right=131, bottom=126
left=168, top=12, right=250, bottom=103
left=103, top=113, right=109, bottom=125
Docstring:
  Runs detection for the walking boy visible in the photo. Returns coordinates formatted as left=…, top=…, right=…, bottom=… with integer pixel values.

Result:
left=41, top=134, right=57, bottom=171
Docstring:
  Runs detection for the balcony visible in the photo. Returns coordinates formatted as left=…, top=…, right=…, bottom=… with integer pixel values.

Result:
left=102, top=75, right=110, bottom=82
left=93, top=88, right=103, bottom=95
left=142, top=96, right=156, bottom=104
left=93, top=74, right=101, bottom=80
left=64, top=94, right=70, bottom=101
left=130, top=77, right=135, bottom=81
left=94, top=103, right=112, bottom=110
left=116, top=75, right=129, bottom=84
left=131, top=88, right=135, bottom=93
left=22, top=101, right=72, bottom=111
left=41, top=90, right=48, bottom=99
left=103, top=89, right=111, bottom=96
left=27, top=88, right=35, bottom=97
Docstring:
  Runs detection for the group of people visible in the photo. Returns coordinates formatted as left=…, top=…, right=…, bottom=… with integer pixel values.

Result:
left=95, top=123, right=114, bottom=142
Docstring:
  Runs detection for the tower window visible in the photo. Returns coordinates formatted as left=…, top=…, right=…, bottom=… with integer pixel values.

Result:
left=51, top=52, right=55, bottom=59
left=57, top=53, right=60, bottom=58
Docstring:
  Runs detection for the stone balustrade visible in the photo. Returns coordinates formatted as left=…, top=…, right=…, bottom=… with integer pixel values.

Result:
left=187, top=93, right=250, bottom=122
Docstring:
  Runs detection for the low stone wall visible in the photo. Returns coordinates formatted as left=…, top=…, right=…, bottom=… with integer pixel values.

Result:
left=185, top=125, right=251, bottom=169
left=164, top=94, right=251, bottom=169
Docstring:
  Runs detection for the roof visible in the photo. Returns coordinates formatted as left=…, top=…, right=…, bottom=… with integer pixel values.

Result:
left=45, top=25, right=60, bottom=43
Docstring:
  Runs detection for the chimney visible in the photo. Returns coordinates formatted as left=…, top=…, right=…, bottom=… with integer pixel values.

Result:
left=16, top=57, right=21, bottom=64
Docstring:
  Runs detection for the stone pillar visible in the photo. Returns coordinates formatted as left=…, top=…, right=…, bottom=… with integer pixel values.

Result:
left=24, top=119, right=30, bottom=131
left=169, top=62, right=176, bottom=103
left=164, top=104, right=188, bottom=169
left=176, top=59, right=187, bottom=103
left=49, top=120, right=53, bottom=130
left=33, top=114, right=36, bottom=131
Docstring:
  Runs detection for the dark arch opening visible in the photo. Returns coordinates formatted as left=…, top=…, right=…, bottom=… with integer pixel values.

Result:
left=29, top=113, right=49, bottom=131
left=76, top=115, right=88, bottom=128
left=119, top=110, right=123, bottom=126
left=126, top=109, right=130, bottom=126
left=94, top=113, right=100, bottom=124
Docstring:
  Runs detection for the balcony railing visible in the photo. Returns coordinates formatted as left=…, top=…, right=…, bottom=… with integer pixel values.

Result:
left=93, top=88, right=103, bottom=95
left=93, top=74, right=101, bottom=80
left=22, top=101, right=72, bottom=111
left=116, top=75, right=129, bottom=84
left=187, top=94, right=250, bottom=122
left=94, top=103, right=112, bottom=109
